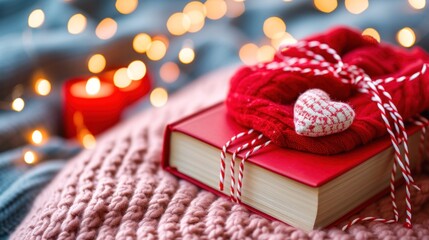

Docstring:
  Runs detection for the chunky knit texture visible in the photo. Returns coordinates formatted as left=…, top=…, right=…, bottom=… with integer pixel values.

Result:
left=226, top=27, right=429, bottom=155
left=12, top=68, right=429, bottom=239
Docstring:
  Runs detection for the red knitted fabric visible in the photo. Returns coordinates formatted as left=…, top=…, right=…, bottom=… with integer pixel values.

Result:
left=226, top=27, right=429, bottom=155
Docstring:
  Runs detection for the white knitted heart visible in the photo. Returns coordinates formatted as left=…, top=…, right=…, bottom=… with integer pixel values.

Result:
left=294, top=89, right=355, bottom=137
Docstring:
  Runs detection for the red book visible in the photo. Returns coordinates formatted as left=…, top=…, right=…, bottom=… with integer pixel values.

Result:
left=162, top=103, right=422, bottom=231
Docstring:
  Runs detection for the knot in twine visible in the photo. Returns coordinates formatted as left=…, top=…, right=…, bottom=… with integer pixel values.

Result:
left=220, top=27, right=429, bottom=230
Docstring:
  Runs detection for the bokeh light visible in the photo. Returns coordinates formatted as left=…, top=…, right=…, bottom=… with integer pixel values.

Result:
left=184, top=1, right=207, bottom=16
left=408, top=0, right=426, bottom=9
left=114, top=68, right=132, bottom=88
left=160, top=62, right=180, bottom=83
left=263, top=17, right=286, bottom=39
left=226, top=0, right=245, bottom=18
left=313, top=0, right=337, bottom=13
left=35, top=78, right=51, bottom=96
left=82, top=132, right=96, bottom=149
left=127, top=60, right=147, bottom=80
left=147, top=40, right=167, bottom=61
left=397, top=27, right=416, bottom=47
left=133, top=33, right=152, bottom=53
left=271, top=32, right=297, bottom=49
left=24, top=150, right=37, bottom=164
left=12, top=98, right=25, bottom=112
left=179, top=47, right=195, bottom=64
left=31, top=129, right=45, bottom=145
left=345, top=0, right=368, bottom=14
left=85, top=77, right=101, bottom=95
left=257, top=45, right=276, bottom=63
left=67, top=13, right=87, bottom=34
left=185, top=10, right=206, bottom=33
left=28, top=9, right=45, bottom=28
left=150, top=88, right=168, bottom=107
left=115, top=0, right=138, bottom=14
left=88, top=54, right=106, bottom=74
left=167, top=12, right=191, bottom=36
left=95, top=18, right=118, bottom=40
left=205, top=0, right=227, bottom=20
left=362, top=28, right=381, bottom=42
left=239, top=43, right=259, bottom=65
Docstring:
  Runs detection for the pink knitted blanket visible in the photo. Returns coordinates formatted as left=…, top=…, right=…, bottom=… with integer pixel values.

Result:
left=12, top=68, right=429, bottom=239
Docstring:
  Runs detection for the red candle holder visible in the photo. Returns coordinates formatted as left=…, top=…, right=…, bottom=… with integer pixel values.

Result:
left=63, top=77, right=124, bottom=139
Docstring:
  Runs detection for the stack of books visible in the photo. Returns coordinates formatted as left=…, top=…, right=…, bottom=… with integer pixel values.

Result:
left=162, top=103, right=422, bottom=231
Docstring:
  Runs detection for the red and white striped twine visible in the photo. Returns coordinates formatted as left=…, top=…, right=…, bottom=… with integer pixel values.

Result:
left=220, top=40, right=428, bottom=230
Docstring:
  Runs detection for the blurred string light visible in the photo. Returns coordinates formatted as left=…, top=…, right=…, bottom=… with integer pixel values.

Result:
left=67, top=13, right=87, bottom=34
left=114, top=68, right=132, bottom=88
left=263, top=16, right=286, bottom=39
left=147, top=39, right=167, bottom=61
left=167, top=12, right=191, bottom=36
left=133, top=33, right=152, bottom=53
left=160, top=62, right=180, bottom=83
left=362, top=28, right=381, bottom=42
left=11, top=98, right=25, bottom=112
left=115, top=0, right=138, bottom=14
left=34, top=78, right=51, bottom=96
left=150, top=88, right=168, bottom=107
left=85, top=77, right=101, bottom=95
left=271, top=32, right=297, bottom=49
left=31, top=129, right=46, bottom=145
left=205, top=0, right=227, bottom=20
left=408, top=0, right=426, bottom=9
left=313, top=0, right=337, bottom=13
left=345, top=0, right=368, bottom=14
left=127, top=60, right=147, bottom=80
left=184, top=2, right=206, bottom=33
left=225, top=0, right=245, bottom=18
left=88, top=54, right=106, bottom=74
left=397, top=27, right=416, bottom=47
left=257, top=45, right=276, bottom=63
left=28, top=9, right=45, bottom=28
left=78, top=129, right=96, bottom=149
left=185, top=1, right=207, bottom=16
left=95, top=18, right=118, bottom=40
left=179, top=47, right=195, bottom=64
left=24, top=150, right=37, bottom=164
left=239, top=43, right=259, bottom=65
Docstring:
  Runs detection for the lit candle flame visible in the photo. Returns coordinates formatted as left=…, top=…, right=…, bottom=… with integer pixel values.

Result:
left=85, top=77, right=101, bottom=95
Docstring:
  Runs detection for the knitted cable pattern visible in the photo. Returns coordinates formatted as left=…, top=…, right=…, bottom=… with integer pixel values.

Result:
left=11, top=67, right=429, bottom=239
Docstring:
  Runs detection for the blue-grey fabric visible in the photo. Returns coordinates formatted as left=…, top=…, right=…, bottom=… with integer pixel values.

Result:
left=0, top=0, right=428, bottom=238
left=0, top=139, right=80, bottom=238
